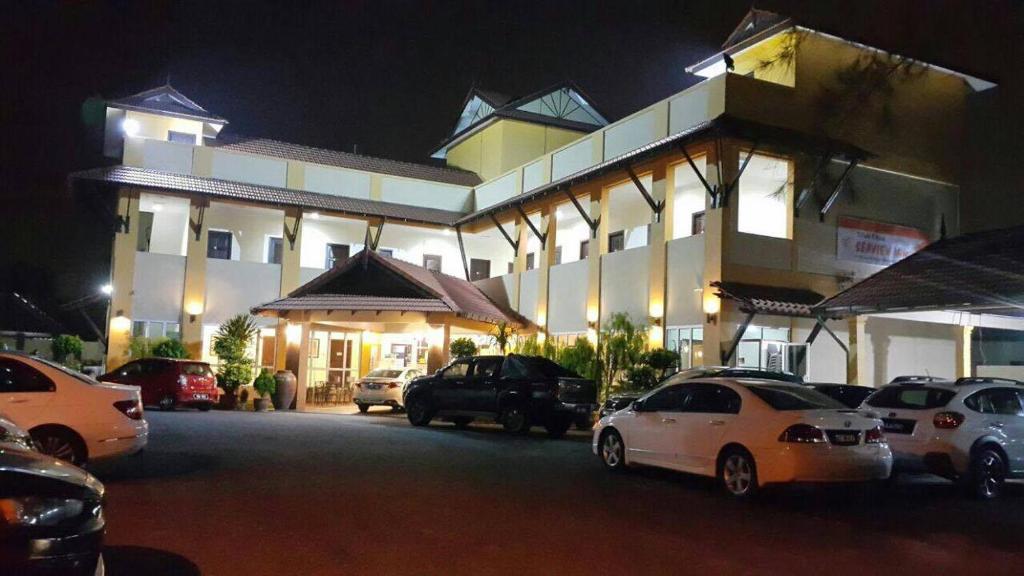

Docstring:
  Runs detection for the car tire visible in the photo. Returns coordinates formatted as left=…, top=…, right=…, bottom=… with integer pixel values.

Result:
left=719, top=447, right=759, bottom=498
left=159, top=395, right=176, bottom=411
left=451, top=417, right=472, bottom=429
left=197, top=403, right=212, bottom=412
left=544, top=416, right=573, bottom=439
left=967, top=447, right=1006, bottom=500
left=31, top=427, right=87, bottom=467
left=501, top=405, right=530, bottom=434
left=599, top=429, right=627, bottom=471
left=405, top=396, right=432, bottom=427
left=357, top=403, right=370, bottom=414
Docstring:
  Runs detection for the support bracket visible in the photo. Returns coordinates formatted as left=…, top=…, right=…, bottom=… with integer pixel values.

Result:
left=678, top=143, right=718, bottom=206
left=819, top=159, right=859, bottom=221
left=514, top=205, right=547, bottom=250
left=115, top=194, right=133, bottom=234
left=795, top=151, right=833, bottom=216
left=456, top=226, right=471, bottom=281
left=189, top=204, right=206, bottom=242
left=489, top=214, right=520, bottom=255
left=625, top=166, right=664, bottom=220
left=720, top=141, right=758, bottom=207
left=561, top=188, right=600, bottom=238
left=363, top=218, right=385, bottom=251
left=283, top=212, right=302, bottom=250
left=721, top=311, right=756, bottom=365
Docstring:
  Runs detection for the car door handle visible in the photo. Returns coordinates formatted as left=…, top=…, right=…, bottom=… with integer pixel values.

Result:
left=661, top=418, right=677, bottom=424
left=7, top=398, right=29, bottom=404
left=709, top=420, right=726, bottom=426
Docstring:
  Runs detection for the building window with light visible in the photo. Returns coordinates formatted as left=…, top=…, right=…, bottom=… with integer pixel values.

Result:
left=737, top=153, right=793, bottom=239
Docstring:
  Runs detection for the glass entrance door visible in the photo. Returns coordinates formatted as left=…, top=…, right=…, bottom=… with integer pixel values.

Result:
left=307, top=330, right=360, bottom=406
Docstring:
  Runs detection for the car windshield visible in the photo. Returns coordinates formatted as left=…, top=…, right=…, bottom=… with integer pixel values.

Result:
left=366, top=369, right=403, bottom=379
left=28, top=356, right=100, bottom=386
left=747, top=384, right=846, bottom=411
left=864, top=386, right=956, bottom=410
left=182, top=363, right=213, bottom=377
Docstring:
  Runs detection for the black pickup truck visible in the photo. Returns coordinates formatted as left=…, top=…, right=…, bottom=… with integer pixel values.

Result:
left=402, top=354, right=598, bottom=438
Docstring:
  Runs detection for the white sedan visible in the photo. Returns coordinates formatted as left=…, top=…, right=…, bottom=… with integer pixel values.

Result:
left=0, top=352, right=148, bottom=466
left=353, top=367, right=423, bottom=413
left=593, top=378, right=892, bottom=497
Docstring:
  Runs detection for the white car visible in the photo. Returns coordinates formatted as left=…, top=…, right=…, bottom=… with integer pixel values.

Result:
left=353, top=367, right=423, bottom=413
left=0, top=352, right=148, bottom=466
left=594, top=378, right=892, bottom=497
left=862, top=377, right=1024, bottom=498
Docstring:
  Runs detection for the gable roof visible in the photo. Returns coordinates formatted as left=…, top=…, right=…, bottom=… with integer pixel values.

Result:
left=217, top=138, right=481, bottom=186
left=254, top=249, right=529, bottom=327
left=108, top=84, right=228, bottom=124
left=432, top=81, right=610, bottom=158
left=722, top=7, right=790, bottom=49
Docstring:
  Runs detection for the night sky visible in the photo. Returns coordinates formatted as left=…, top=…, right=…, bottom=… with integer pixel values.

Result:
left=1, top=0, right=1020, bottom=331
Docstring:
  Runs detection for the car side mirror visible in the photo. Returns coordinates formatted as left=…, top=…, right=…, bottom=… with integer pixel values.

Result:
left=632, top=399, right=646, bottom=412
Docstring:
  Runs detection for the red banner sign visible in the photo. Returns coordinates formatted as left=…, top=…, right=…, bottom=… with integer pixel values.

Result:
left=836, top=216, right=929, bottom=266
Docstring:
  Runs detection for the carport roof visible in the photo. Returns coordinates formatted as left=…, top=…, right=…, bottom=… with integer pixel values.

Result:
left=815, top=225, right=1024, bottom=318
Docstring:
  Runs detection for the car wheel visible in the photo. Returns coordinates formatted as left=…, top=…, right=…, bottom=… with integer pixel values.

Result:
left=357, top=403, right=370, bottom=414
left=451, top=417, right=472, bottom=429
left=159, top=395, right=176, bottom=411
left=31, top=428, right=87, bottom=467
left=544, top=415, right=573, bottom=439
left=719, top=447, right=759, bottom=498
left=968, top=447, right=1006, bottom=500
left=599, top=429, right=626, bottom=471
left=197, top=403, right=212, bottom=412
left=501, top=405, right=530, bottom=434
left=405, top=396, right=432, bottom=426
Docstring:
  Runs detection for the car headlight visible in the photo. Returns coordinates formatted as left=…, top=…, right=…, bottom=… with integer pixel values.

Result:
left=0, top=425, right=35, bottom=452
left=0, top=497, right=86, bottom=527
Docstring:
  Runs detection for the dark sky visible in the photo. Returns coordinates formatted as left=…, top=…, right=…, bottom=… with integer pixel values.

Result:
left=1, top=0, right=1020, bottom=328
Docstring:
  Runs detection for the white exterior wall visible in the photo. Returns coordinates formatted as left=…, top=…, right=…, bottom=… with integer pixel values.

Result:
left=729, top=232, right=792, bottom=271
left=519, top=268, right=540, bottom=323
left=461, top=230, right=515, bottom=278
left=210, top=150, right=287, bottom=187
left=864, top=317, right=957, bottom=384
left=303, top=165, right=372, bottom=199
left=133, top=138, right=194, bottom=174
left=380, top=177, right=472, bottom=212
left=548, top=259, right=588, bottom=333
left=604, top=109, right=661, bottom=160
left=300, top=216, right=367, bottom=270
left=139, top=193, right=190, bottom=256
left=522, top=159, right=547, bottom=192
left=205, top=203, right=284, bottom=263
left=601, top=246, right=650, bottom=324
left=473, top=274, right=517, bottom=311
left=132, top=252, right=186, bottom=322
left=668, top=75, right=726, bottom=135
left=550, top=138, right=593, bottom=181
left=474, top=172, right=517, bottom=211
left=204, top=260, right=282, bottom=325
left=665, top=235, right=705, bottom=327
left=793, top=318, right=850, bottom=383
left=377, top=224, right=463, bottom=277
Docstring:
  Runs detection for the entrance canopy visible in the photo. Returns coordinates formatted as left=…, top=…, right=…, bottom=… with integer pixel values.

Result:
left=816, top=225, right=1024, bottom=319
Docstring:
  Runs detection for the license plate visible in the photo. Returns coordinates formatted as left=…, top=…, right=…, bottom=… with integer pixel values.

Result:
left=882, top=418, right=915, bottom=434
left=833, top=433, right=856, bottom=444
left=575, top=406, right=590, bottom=414
left=367, top=384, right=380, bottom=390
left=193, top=394, right=209, bottom=400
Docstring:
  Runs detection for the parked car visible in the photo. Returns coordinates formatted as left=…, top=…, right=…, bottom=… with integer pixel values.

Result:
left=808, top=383, right=877, bottom=409
left=0, top=448, right=106, bottom=575
left=100, top=357, right=219, bottom=411
left=0, top=412, right=35, bottom=452
left=353, top=367, right=423, bottom=413
left=594, top=377, right=892, bottom=498
left=402, top=354, right=598, bottom=438
left=598, top=366, right=805, bottom=418
left=0, top=352, right=148, bottom=466
left=862, top=376, right=1024, bottom=498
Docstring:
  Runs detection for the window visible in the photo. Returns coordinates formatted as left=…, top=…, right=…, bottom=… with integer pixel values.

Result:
left=326, top=243, right=350, bottom=268
left=691, top=211, right=706, bottom=235
left=167, top=130, right=197, bottom=144
left=267, top=237, right=283, bottom=265
left=748, top=385, right=844, bottom=411
left=526, top=253, right=535, bottom=270
left=579, top=240, right=589, bottom=260
left=207, top=230, right=233, bottom=260
left=0, top=358, right=56, bottom=392
left=423, top=254, right=442, bottom=272
left=737, top=153, right=792, bottom=239
left=642, top=385, right=689, bottom=412
left=132, top=320, right=147, bottom=338
left=260, top=335, right=277, bottom=367
left=442, top=361, right=471, bottom=380
left=672, top=157, right=707, bottom=239
left=964, top=389, right=1024, bottom=416
left=473, top=357, right=503, bottom=379
left=470, top=258, right=490, bottom=281
left=378, top=248, right=394, bottom=258
left=117, top=361, right=144, bottom=378
left=166, top=323, right=181, bottom=340
left=553, top=246, right=562, bottom=265
left=507, top=262, right=514, bottom=274
left=137, top=211, right=154, bottom=252
left=865, top=387, right=957, bottom=410
left=684, top=383, right=742, bottom=414
left=608, top=231, right=625, bottom=253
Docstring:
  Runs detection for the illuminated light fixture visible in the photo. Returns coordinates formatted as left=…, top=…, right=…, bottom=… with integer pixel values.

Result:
left=122, top=118, right=140, bottom=137
left=648, top=316, right=663, bottom=328
left=648, top=325, right=663, bottom=344
left=702, top=288, right=720, bottom=324
left=586, top=307, right=599, bottom=324
left=100, top=284, right=113, bottom=296
left=110, top=313, right=131, bottom=333
left=285, top=323, right=302, bottom=343
left=586, top=328, right=598, bottom=343
left=443, top=228, right=452, bottom=236
left=537, top=331, right=547, bottom=343
left=536, top=311, right=546, bottom=326
left=648, top=301, right=664, bottom=321
left=185, top=301, right=204, bottom=323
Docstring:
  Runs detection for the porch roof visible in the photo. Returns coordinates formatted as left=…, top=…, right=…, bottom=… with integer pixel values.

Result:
left=713, top=281, right=825, bottom=318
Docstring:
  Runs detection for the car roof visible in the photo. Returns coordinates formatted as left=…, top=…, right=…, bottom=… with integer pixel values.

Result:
left=881, top=377, right=1024, bottom=392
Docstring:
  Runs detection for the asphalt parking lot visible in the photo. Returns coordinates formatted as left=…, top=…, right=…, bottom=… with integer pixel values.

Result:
left=91, top=410, right=1024, bottom=576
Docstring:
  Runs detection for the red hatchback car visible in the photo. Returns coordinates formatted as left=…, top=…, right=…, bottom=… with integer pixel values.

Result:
left=101, top=358, right=220, bottom=411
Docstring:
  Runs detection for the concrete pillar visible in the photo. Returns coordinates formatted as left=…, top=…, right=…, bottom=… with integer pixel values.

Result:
left=510, top=216, right=530, bottom=309
left=955, top=324, right=974, bottom=378
left=295, top=320, right=311, bottom=411
left=105, top=187, right=140, bottom=369
left=847, top=316, right=869, bottom=385
left=426, top=324, right=451, bottom=373
left=702, top=141, right=736, bottom=365
left=180, top=199, right=209, bottom=360
left=647, top=165, right=668, bottom=348
left=536, top=206, right=558, bottom=334
left=192, top=146, right=213, bottom=177
left=369, top=175, right=383, bottom=201
left=586, top=188, right=609, bottom=341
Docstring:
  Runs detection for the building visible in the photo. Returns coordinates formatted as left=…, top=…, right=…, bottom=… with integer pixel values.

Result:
left=72, top=9, right=1018, bottom=406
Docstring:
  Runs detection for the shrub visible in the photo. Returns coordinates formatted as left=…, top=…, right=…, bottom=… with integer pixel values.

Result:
left=129, top=336, right=153, bottom=359
left=596, top=313, right=647, bottom=401
left=449, top=337, right=478, bottom=358
left=213, top=314, right=259, bottom=394
left=253, top=368, right=276, bottom=399
left=490, top=322, right=516, bottom=354
left=51, top=334, right=83, bottom=366
left=557, top=338, right=599, bottom=381
left=642, top=348, right=680, bottom=380
left=152, top=338, right=189, bottom=359
left=622, top=364, right=659, bottom=392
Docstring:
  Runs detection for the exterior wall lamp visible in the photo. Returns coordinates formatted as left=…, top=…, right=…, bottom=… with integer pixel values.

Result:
left=110, top=312, right=131, bottom=333
left=185, top=301, right=204, bottom=323
left=702, top=288, right=720, bottom=325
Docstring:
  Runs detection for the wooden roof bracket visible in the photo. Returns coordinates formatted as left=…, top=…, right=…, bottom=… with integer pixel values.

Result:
left=284, top=211, right=302, bottom=250
left=819, top=159, right=859, bottom=221
left=514, top=204, right=547, bottom=250
left=625, top=166, right=664, bottom=222
left=794, top=150, right=833, bottom=217
left=720, top=139, right=759, bottom=208
left=677, top=143, right=718, bottom=207
left=363, top=217, right=386, bottom=251
left=560, top=188, right=600, bottom=239
left=456, top=226, right=471, bottom=281
left=489, top=213, right=520, bottom=255
left=188, top=203, right=206, bottom=242
left=721, top=310, right=756, bottom=364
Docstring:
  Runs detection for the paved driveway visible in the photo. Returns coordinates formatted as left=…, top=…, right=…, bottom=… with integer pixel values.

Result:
left=91, top=410, right=1024, bottom=575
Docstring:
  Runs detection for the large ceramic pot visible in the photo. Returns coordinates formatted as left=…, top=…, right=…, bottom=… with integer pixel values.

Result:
left=218, top=390, right=238, bottom=411
left=254, top=396, right=271, bottom=412
left=273, top=370, right=297, bottom=410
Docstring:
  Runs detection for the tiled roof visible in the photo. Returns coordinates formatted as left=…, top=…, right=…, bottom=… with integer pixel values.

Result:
left=816, top=226, right=1024, bottom=318
left=0, top=292, right=65, bottom=335
left=69, top=165, right=465, bottom=226
left=256, top=250, right=529, bottom=327
left=217, top=138, right=481, bottom=187
left=108, top=84, right=227, bottom=124
left=713, top=281, right=825, bottom=318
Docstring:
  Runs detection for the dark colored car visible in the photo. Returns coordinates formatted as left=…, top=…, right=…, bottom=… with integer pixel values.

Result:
left=807, top=383, right=877, bottom=408
left=0, top=448, right=106, bottom=575
left=100, top=358, right=219, bottom=411
left=598, top=366, right=804, bottom=418
left=402, top=354, right=598, bottom=438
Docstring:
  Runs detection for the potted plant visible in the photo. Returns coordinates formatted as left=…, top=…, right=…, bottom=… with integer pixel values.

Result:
left=252, top=368, right=276, bottom=412
left=212, top=314, right=259, bottom=410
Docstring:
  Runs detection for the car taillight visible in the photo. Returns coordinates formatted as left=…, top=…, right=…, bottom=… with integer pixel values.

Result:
left=934, top=411, right=965, bottom=429
left=387, top=382, right=400, bottom=389
left=114, top=399, right=144, bottom=420
left=864, top=426, right=886, bottom=444
left=779, top=424, right=826, bottom=444
left=178, top=375, right=188, bottom=389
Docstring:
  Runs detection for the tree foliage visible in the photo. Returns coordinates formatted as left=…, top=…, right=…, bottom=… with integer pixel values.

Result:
left=213, top=314, right=259, bottom=393
left=490, top=322, right=516, bottom=354
left=449, top=337, right=478, bottom=358
left=51, top=334, right=83, bottom=366
left=252, top=368, right=277, bottom=399
left=152, top=338, right=189, bottom=359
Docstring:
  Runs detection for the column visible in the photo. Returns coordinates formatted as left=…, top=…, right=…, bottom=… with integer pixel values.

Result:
left=105, top=187, right=140, bottom=368
left=702, top=141, right=736, bottom=365
left=295, top=320, right=311, bottom=411
left=955, top=324, right=974, bottom=378
left=276, top=208, right=303, bottom=372
left=847, top=316, right=869, bottom=385
left=426, top=323, right=451, bottom=373
left=510, top=216, right=529, bottom=309
left=180, top=199, right=209, bottom=360
left=536, top=206, right=558, bottom=335
left=647, top=165, right=668, bottom=348
left=586, top=187, right=609, bottom=341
